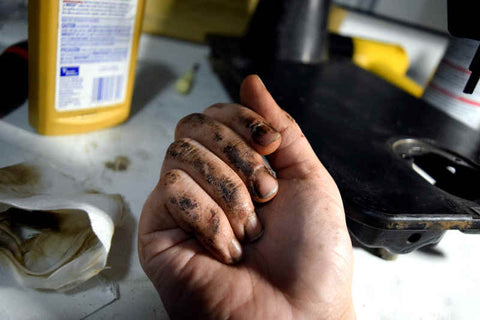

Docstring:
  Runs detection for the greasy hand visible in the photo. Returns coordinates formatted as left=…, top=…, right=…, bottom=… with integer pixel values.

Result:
left=138, top=75, right=355, bottom=319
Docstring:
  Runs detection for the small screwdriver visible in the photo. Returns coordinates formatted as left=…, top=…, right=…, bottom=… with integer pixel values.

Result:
left=176, top=63, right=200, bottom=95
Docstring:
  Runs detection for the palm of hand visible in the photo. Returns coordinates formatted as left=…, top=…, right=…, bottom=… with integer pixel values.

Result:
left=145, top=176, right=353, bottom=319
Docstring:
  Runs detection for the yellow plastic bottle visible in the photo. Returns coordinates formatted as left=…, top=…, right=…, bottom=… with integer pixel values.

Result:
left=28, top=0, right=145, bottom=135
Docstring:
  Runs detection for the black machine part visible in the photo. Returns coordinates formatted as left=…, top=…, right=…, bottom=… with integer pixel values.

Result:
left=207, top=34, right=480, bottom=254
left=447, top=0, right=480, bottom=94
left=208, top=0, right=480, bottom=254
left=244, top=0, right=331, bottom=64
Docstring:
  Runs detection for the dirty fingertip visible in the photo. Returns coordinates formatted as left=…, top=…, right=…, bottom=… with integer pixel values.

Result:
left=245, top=214, right=263, bottom=242
left=245, top=214, right=264, bottom=242
left=253, top=167, right=278, bottom=202
left=251, top=122, right=281, bottom=147
left=228, top=238, right=243, bottom=264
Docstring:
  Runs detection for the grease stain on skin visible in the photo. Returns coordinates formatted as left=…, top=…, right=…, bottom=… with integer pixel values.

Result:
left=168, top=148, right=179, bottom=158
left=213, top=132, right=223, bottom=142
left=169, top=196, right=200, bottom=221
left=251, top=122, right=268, bottom=137
left=218, top=178, right=237, bottom=203
left=186, top=113, right=207, bottom=125
left=239, top=115, right=279, bottom=146
left=180, top=141, right=191, bottom=149
left=209, top=209, right=220, bottom=234
left=222, top=145, right=254, bottom=176
left=206, top=174, right=215, bottom=185
left=178, top=197, right=197, bottom=211
left=192, top=158, right=205, bottom=172
left=164, top=171, right=179, bottom=185
left=239, top=114, right=256, bottom=129
left=182, top=114, right=225, bottom=144
left=166, top=140, right=240, bottom=207
left=180, top=113, right=215, bottom=133
left=251, top=122, right=280, bottom=146
left=285, top=112, right=295, bottom=123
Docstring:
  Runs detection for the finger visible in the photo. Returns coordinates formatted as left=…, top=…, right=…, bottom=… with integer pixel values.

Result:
left=203, top=103, right=281, bottom=156
left=163, top=138, right=262, bottom=242
left=175, top=113, right=278, bottom=203
left=239, top=74, right=321, bottom=180
left=162, top=169, right=243, bottom=264
left=138, top=174, right=191, bottom=278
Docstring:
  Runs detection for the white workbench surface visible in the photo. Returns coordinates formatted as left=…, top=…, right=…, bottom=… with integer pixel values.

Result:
left=1, top=29, right=479, bottom=319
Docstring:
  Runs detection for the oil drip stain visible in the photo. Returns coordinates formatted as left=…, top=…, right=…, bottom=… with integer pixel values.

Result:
left=0, top=164, right=40, bottom=186
left=105, top=156, right=131, bottom=171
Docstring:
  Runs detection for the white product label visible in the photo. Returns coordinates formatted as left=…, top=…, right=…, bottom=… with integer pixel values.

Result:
left=55, top=0, right=138, bottom=112
left=423, top=38, right=480, bottom=130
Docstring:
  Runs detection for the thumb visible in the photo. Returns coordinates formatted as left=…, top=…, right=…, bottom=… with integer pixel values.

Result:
left=240, top=75, right=320, bottom=179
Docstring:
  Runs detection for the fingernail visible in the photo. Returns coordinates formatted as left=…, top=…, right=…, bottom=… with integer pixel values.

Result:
left=251, top=122, right=280, bottom=146
left=245, top=214, right=263, bottom=242
left=253, top=166, right=278, bottom=201
left=254, top=75, right=266, bottom=89
left=229, top=239, right=243, bottom=263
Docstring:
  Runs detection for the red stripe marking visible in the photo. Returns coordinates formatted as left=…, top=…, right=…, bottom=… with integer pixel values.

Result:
left=442, top=59, right=471, bottom=75
left=3, top=46, right=28, bottom=61
left=430, top=83, right=480, bottom=107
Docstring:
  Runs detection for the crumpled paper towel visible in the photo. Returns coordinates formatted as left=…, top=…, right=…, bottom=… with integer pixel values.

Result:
left=0, top=162, right=125, bottom=291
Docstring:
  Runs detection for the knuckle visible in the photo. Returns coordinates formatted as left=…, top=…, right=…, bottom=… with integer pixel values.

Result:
left=206, top=208, right=221, bottom=235
left=168, top=194, right=201, bottom=224
left=217, top=178, right=242, bottom=202
left=175, top=114, right=201, bottom=139
left=166, top=138, right=195, bottom=159
left=178, top=113, right=208, bottom=128
left=176, top=137, right=195, bottom=145
left=205, top=102, right=228, bottom=111
left=235, top=203, right=254, bottom=221
left=222, top=143, right=256, bottom=177
left=237, top=108, right=260, bottom=129
left=221, top=182, right=254, bottom=220
left=162, top=169, right=183, bottom=188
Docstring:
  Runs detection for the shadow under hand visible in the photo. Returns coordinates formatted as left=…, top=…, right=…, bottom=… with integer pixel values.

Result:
left=100, top=203, right=136, bottom=282
left=129, top=61, right=175, bottom=119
